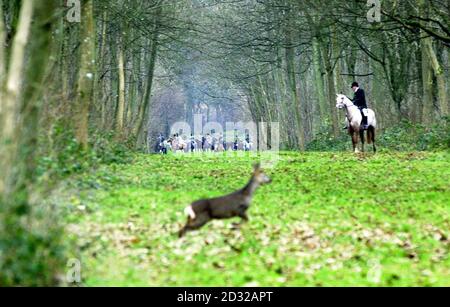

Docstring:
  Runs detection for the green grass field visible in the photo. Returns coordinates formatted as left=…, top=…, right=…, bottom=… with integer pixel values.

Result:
left=62, top=151, right=450, bottom=286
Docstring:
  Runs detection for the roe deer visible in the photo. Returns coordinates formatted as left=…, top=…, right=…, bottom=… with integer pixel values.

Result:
left=178, top=163, right=271, bottom=237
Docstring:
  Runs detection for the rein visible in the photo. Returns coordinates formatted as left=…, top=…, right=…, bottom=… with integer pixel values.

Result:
left=343, top=98, right=356, bottom=109
left=341, top=97, right=359, bottom=124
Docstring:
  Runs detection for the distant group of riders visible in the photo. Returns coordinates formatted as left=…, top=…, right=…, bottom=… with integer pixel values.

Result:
left=155, top=81, right=375, bottom=155
left=154, top=132, right=253, bottom=154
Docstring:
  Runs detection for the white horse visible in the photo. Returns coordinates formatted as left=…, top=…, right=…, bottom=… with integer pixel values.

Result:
left=162, top=140, right=172, bottom=154
left=177, top=136, right=188, bottom=153
left=195, top=136, right=203, bottom=152
left=244, top=140, right=253, bottom=151
left=204, top=135, right=213, bottom=152
left=336, top=94, right=377, bottom=153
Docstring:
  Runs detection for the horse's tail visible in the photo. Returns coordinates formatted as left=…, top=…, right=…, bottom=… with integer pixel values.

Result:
left=367, top=126, right=375, bottom=144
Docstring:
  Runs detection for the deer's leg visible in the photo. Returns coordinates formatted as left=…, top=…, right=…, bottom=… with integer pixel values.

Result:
left=178, top=224, right=188, bottom=238
left=232, top=209, right=249, bottom=229
left=238, top=211, right=249, bottom=222
left=178, top=216, right=191, bottom=238
left=178, top=212, right=211, bottom=238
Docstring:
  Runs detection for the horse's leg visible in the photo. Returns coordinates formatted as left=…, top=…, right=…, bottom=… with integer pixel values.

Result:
left=351, top=131, right=358, bottom=153
left=359, top=129, right=365, bottom=153
left=370, top=126, right=377, bottom=153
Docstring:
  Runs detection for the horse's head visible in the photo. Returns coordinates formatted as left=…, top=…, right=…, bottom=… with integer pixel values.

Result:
left=336, top=94, right=350, bottom=109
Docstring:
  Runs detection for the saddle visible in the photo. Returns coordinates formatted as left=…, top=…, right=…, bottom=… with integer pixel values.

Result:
left=360, top=108, right=369, bottom=129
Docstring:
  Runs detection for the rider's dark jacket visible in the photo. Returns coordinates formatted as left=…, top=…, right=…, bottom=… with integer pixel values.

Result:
left=352, top=88, right=367, bottom=109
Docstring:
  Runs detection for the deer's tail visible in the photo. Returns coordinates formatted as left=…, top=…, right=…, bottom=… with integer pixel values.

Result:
left=184, top=205, right=196, bottom=220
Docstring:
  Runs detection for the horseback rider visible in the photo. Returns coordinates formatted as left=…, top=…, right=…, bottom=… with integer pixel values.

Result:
left=351, top=82, right=369, bottom=129
left=201, top=135, right=206, bottom=151
left=190, top=134, right=196, bottom=152
left=156, top=133, right=165, bottom=153
left=244, top=133, right=252, bottom=151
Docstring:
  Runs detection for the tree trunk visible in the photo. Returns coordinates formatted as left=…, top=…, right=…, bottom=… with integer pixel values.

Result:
left=0, top=0, right=33, bottom=197
left=0, top=1, right=61, bottom=286
left=107, top=27, right=117, bottom=131
left=134, top=4, right=162, bottom=148
left=126, top=40, right=141, bottom=133
left=418, top=0, right=447, bottom=122
left=312, top=38, right=326, bottom=118
left=326, top=69, right=339, bottom=137
left=115, top=36, right=126, bottom=136
left=318, top=37, right=339, bottom=137
left=98, top=10, right=108, bottom=128
left=423, top=38, right=448, bottom=117
left=74, top=0, right=95, bottom=149
left=285, top=27, right=304, bottom=150
left=17, top=0, right=57, bottom=194
left=0, top=0, right=5, bottom=95
left=421, top=36, right=434, bottom=124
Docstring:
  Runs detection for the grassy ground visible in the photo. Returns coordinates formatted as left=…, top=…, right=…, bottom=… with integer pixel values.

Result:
left=62, top=151, right=450, bottom=286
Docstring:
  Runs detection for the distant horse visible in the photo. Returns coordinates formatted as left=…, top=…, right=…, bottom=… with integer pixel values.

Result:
left=336, top=94, right=377, bottom=153
left=176, top=136, right=187, bottom=153
left=162, top=139, right=172, bottom=154
left=244, top=140, right=253, bottom=151
left=189, top=137, right=197, bottom=152
left=226, top=141, right=234, bottom=151
left=170, top=135, right=178, bottom=151
left=167, top=136, right=181, bottom=153
left=212, top=136, right=224, bottom=152
left=195, top=136, right=202, bottom=152
left=155, top=139, right=164, bottom=154
left=216, top=137, right=225, bottom=152
left=237, top=140, right=244, bottom=151
left=204, top=135, right=212, bottom=152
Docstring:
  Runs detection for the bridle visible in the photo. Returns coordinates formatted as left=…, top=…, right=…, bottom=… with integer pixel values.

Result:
left=339, top=96, right=358, bottom=124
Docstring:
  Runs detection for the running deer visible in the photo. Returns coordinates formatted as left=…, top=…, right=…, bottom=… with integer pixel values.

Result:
left=178, top=163, right=272, bottom=237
